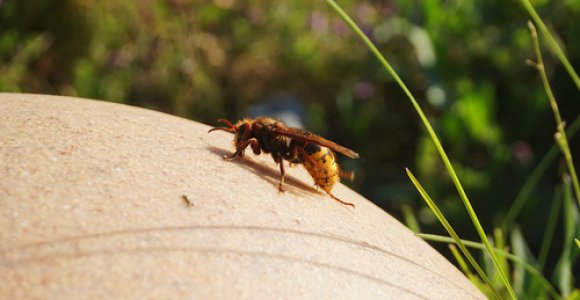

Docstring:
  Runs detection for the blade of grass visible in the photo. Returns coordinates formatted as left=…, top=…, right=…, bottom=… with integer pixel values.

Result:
left=406, top=168, right=501, bottom=298
left=493, top=228, right=510, bottom=284
left=502, top=116, right=580, bottom=231
left=418, top=233, right=562, bottom=300
left=449, top=244, right=495, bottom=296
left=401, top=204, right=421, bottom=233
left=528, top=21, right=580, bottom=208
left=537, top=186, right=562, bottom=270
left=324, top=1, right=516, bottom=297
left=449, top=244, right=475, bottom=280
left=553, top=176, right=578, bottom=297
left=511, top=226, right=547, bottom=298
left=510, top=227, right=526, bottom=298
left=519, top=0, right=580, bottom=90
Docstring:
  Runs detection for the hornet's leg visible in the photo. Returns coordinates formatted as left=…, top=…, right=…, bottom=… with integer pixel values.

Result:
left=339, top=170, right=355, bottom=181
left=273, top=154, right=286, bottom=193
left=328, top=193, right=355, bottom=208
left=278, top=159, right=286, bottom=193
left=250, top=139, right=261, bottom=155
left=225, top=138, right=259, bottom=160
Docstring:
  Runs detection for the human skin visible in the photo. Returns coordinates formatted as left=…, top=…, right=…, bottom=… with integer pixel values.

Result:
left=0, top=93, right=484, bottom=299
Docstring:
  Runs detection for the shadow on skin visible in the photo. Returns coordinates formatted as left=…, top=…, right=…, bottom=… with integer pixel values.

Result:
left=206, top=146, right=321, bottom=198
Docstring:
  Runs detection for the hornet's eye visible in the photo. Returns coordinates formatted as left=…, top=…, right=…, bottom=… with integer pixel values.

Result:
left=238, top=123, right=248, bottom=133
left=236, top=123, right=249, bottom=143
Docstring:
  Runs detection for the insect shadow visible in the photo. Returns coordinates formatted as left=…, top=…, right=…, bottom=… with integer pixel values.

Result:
left=206, top=146, right=320, bottom=197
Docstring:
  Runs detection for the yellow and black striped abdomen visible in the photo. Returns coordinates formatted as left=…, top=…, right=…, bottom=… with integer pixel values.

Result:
left=302, top=144, right=340, bottom=193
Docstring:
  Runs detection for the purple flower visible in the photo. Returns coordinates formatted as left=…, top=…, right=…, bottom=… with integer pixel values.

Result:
left=354, top=81, right=375, bottom=100
left=310, top=11, right=329, bottom=33
left=512, top=140, right=534, bottom=165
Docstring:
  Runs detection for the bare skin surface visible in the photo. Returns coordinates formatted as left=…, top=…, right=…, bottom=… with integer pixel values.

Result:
left=0, top=93, right=485, bottom=300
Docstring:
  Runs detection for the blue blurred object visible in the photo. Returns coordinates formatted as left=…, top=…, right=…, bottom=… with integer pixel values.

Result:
left=246, top=95, right=306, bottom=129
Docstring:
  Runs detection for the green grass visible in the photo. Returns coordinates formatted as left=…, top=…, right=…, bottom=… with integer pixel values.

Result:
left=406, top=168, right=501, bottom=298
left=325, top=0, right=515, bottom=298
left=325, top=1, right=579, bottom=299
left=417, top=234, right=561, bottom=299
left=502, top=116, right=580, bottom=231
left=527, top=21, right=580, bottom=209
left=519, top=0, right=580, bottom=91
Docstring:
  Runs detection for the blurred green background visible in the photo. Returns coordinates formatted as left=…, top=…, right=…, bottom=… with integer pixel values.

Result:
left=1, top=0, right=578, bottom=287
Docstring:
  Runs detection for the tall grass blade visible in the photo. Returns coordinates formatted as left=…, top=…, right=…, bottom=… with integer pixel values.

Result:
left=528, top=21, right=580, bottom=208
left=538, top=187, right=562, bottom=270
left=519, top=0, right=580, bottom=90
left=401, top=204, right=421, bottom=233
left=418, top=233, right=562, bottom=299
left=449, top=244, right=473, bottom=278
left=511, top=226, right=546, bottom=298
left=449, top=244, right=494, bottom=296
left=324, top=1, right=516, bottom=297
left=406, top=169, right=500, bottom=298
left=510, top=228, right=526, bottom=297
left=493, top=228, right=510, bottom=285
left=553, top=177, right=579, bottom=297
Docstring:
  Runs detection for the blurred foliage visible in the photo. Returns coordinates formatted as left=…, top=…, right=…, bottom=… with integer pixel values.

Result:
left=1, top=0, right=578, bottom=292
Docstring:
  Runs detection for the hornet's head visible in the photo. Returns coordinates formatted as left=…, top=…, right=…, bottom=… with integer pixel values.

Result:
left=208, top=118, right=253, bottom=147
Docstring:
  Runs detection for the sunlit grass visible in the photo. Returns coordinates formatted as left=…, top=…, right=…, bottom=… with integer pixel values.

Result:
left=325, top=1, right=579, bottom=299
left=324, top=0, right=516, bottom=298
left=519, top=0, right=580, bottom=91
left=417, top=234, right=561, bottom=299
left=406, top=168, right=501, bottom=298
left=527, top=21, right=580, bottom=209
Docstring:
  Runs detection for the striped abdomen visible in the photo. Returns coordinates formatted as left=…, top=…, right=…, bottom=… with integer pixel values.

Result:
left=302, top=143, right=340, bottom=193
